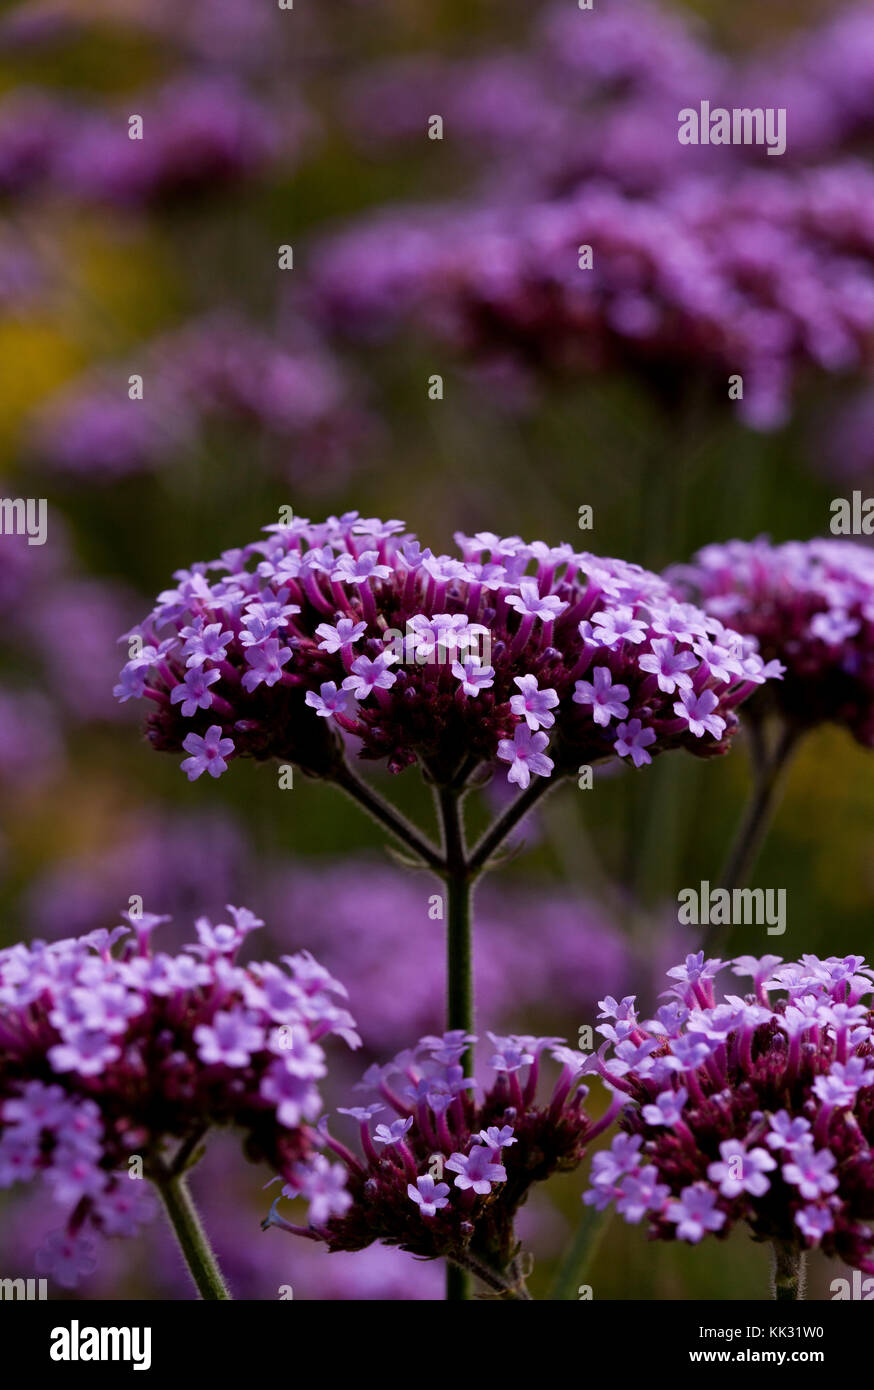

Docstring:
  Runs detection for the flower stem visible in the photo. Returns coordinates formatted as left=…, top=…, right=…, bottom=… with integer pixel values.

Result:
left=702, top=722, right=800, bottom=955
left=770, top=1240, right=806, bottom=1300
left=337, top=768, right=562, bottom=1303
left=450, top=1251, right=532, bottom=1299
left=467, top=776, right=555, bottom=876
left=334, top=760, right=445, bottom=872
left=153, top=1169, right=231, bottom=1300
left=437, top=786, right=474, bottom=1056
left=720, top=723, right=799, bottom=894
left=446, top=1263, right=472, bottom=1301
left=436, top=785, right=475, bottom=1303
left=549, top=1206, right=611, bottom=1301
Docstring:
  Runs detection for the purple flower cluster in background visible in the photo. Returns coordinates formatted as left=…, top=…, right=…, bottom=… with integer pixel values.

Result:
left=341, top=0, right=725, bottom=193
left=262, top=861, right=631, bottom=1051
left=0, top=523, right=134, bottom=740
left=738, top=4, right=874, bottom=164
left=669, top=538, right=874, bottom=745
left=0, top=80, right=302, bottom=207
left=341, top=2, right=874, bottom=187
left=0, top=691, right=62, bottom=798
left=4, top=0, right=874, bottom=1305
left=0, top=525, right=136, bottom=804
left=23, top=820, right=632, bottom=1052
left=29, top=314, right=373, bottom=482
left=315, top=164, right=874, bottom=430
left=0, top=910, right=358, bottom=1286
left=115, top=513, right=773, bottom=785
left=266, top=1028, right=614, bottom=1280
left=585, top=952, right=874, bottom=1271
left=0, top=233, right=49, bottom=315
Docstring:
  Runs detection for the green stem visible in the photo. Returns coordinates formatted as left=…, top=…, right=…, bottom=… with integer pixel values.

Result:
left=719, top=723, right=800, bottom=894
left=437, top=786, right=474, bottom=1057
left=334, top=760, right=445, bottom=872
left=153, top=1169, right=231, bottom=1300
left=467, top=776, right=554, bottom=876
left=446, top=1263, right=472, bottom=1302
left=549, top=1206, right=611, bottom=1301
left=436, top=785, right=474, bottom=1303
left=701, top=722, right=800, bottom=955
left=450, top=1251, right=532, bottom=1299
left=770, top=1240, right=806, bottom=1301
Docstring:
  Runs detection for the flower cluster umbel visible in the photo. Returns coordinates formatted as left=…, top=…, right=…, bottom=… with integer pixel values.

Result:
left=116, top=514, right=774, bottom=788
left=314, top=165, right=874, bottom=431
left=0, top=910, right=357, bottom=1286
left=585, top=952, right=874, bottom=1271
left=668, top=537, right=874, bottom=746
left=265, top=1030, right=617, bottom=1281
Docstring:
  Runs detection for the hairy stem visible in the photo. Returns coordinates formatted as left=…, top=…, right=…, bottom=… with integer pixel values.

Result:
left=153, top=1168, right=230, bottom=1300
left=467, top=776, right=555, bottom=876
left=770, top=1240, right=806, bottom=1301
left=334, top=760, right=445, bottom=872
left=450, top=1251, right=532, bottom=1299
left=169, top=1126, right=207, bottom=1177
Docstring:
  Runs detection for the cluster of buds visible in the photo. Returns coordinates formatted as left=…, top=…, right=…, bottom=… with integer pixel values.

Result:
left=265, top=1030, right=618, bottom=1288
left=585, top=952, right=874, bottom=1272
left=116, top=514, right=775, bottom=789
left=0, top=909, right=357, bottom=1285
left=668, top=537, right=874, bottom=746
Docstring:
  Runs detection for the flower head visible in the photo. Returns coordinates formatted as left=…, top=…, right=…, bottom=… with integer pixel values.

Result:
left=266, top=1029, right=612, bottom=1274
left=584, top=951, right=874, bottom=1271
left=0, top=912, right=357, bottom=1285
left=118, top=517, right=771, bottom=786
left=669, top=537, right=874, bottom=746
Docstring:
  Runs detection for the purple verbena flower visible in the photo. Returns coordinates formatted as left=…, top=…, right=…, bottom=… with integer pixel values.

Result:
left=0, top=913, right=357, bottom=1285
left=118, top=517, right=770, bottom=786
left=583, top=951, right=874, bottom=1274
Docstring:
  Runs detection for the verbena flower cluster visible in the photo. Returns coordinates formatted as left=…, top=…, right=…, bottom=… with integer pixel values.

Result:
left=315, top=164, right=874, bottom=430
left=342, top=1, right=874, bottom=187
left=116, top=514, right=774, bottom=786
left=266, top=1029, right=616, bottom=1273
left=668, top=537, right=874, bottom=746
left=584, top=952, right=874, bottom=1271
left=30, top=314, right=371, bottom=482
left=0, top=910, right=357, bottom=1286
left=340, top=0, right=722, bottom=193
left=0, top=79, right=297, bottom=206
